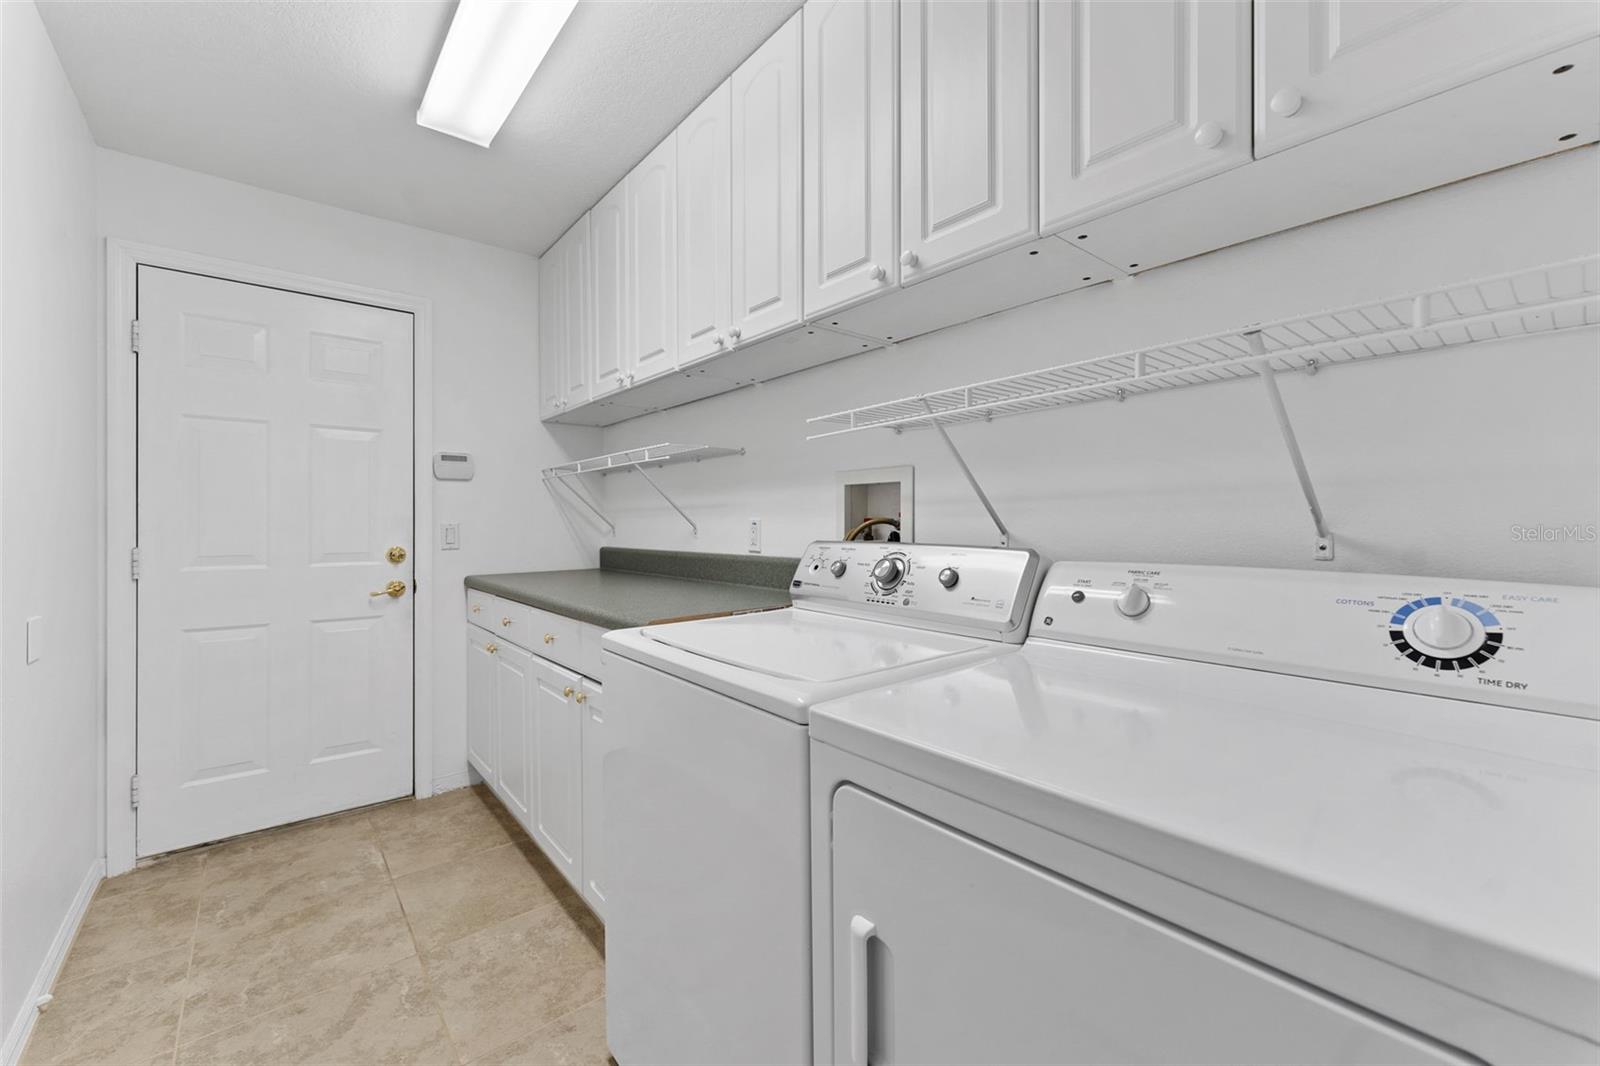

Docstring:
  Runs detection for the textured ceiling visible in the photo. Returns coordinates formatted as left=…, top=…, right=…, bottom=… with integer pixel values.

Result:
left=38, top=0, right=803, bottom=255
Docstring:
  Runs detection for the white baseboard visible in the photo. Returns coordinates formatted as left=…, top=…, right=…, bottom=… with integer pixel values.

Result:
left=2, top=858, right=104, bottom=1066
left=432, top=770, right=472, bottom=795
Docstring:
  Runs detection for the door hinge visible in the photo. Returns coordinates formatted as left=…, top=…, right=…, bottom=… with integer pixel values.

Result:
left=130, top=319, right=141, bottom=353
left=130, top=547, right=141, bottom=581
left=129, top=774, right=141, bottom=809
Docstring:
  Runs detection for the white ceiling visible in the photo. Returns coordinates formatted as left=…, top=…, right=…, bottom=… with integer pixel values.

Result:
left=38, top=0, right=803, bottom=256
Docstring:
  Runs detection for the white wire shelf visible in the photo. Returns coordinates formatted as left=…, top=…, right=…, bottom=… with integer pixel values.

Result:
left=542, top=443, right=745, bottom=479
left=542, top=443, right=745, bottom=536
left=807, top=256, right=1600, bottom=439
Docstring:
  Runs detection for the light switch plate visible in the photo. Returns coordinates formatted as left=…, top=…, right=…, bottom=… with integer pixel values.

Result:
left=747, top=518, right=761, bottom=554
left=25, top=616, right=42, bottom=664
left=442, top=523, right=460, bottom=550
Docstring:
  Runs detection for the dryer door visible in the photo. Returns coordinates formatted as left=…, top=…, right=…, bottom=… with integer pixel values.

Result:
left=827, top=785, right=1473, bottom=1066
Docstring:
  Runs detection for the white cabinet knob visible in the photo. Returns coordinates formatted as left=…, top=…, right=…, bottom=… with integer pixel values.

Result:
left=729, top=327, right=742, bottom=341
left=712, top=334, right=725, bottom=347
left=1193, top=121, right=1224, bottom=149
left=626, top=373, right=635, bottom=385
left=868, top=264, right=886, bottom=282
left=900, top=250, right=918, bottom=268
left=1269, top=88, right=1303, bottom=117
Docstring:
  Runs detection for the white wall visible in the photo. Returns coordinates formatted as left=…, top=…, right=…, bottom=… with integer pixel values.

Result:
left=0, top=0, right=102, bottom=1052
left=95, top=149, right=602, bottom=794
left=599, top=149, right=1600, bottom=588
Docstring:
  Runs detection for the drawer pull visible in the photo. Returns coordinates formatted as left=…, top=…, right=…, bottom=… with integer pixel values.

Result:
left=471, top=604, right=481, bottom=613
left=486, top=642, right=499, bottom=654
left=562, top=686, right=575, bottom=698
left=543, top=633, right=556, bottom=644
left=501, top=617, right=513, bottom=627
left=575, top=692, right=587, bottom=704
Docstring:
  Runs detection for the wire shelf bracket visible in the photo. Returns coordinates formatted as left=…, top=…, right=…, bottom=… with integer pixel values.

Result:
left=806, top=256, right=1600, bottom=560
left=541, top=443, right=745, bottom=535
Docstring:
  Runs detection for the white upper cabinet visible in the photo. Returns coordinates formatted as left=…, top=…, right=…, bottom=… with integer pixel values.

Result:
left=731, top=12, right=804, bottom=346
left=803, top=0, right=899, bottom=317
left=561, top=215, right=593, bottom=410
left=900, top=0, right=1038, bottom=281
left=676, top=81, right=733, bottom=365
left=1255, top=0, right=1599, bottom=157
left=537, top=243, right=564, bottom=420
left=627, top=135, right=678, bottom=385
left=1040, top=0, right=1251, bottom=234
left=589, top=181, right=628, bottom=399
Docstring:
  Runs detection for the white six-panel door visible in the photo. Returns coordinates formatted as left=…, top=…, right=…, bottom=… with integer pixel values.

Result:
left=899, top=0, right=1038, bottom=280
left=627, top=135, right=679, bottom=384
left=1040, top=0, right=1251, bottom=234
left=136, top=266, right=413, bottom=856
left=676, top=81, right=733, bottom=365
left=731, top=12, right=804, bottom=346
left=804, top=0, right=900, bottom=318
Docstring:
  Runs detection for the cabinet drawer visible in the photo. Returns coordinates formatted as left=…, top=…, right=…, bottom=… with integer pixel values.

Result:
left=521, top=605, right=584, bottom=673
left=466, top=589, right=498, bottom=626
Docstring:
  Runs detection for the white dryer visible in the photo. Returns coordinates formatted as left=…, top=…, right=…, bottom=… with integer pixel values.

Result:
left=600, top=541, right=1044, bottom=1066
left=808, top=562, right=1599, bottom=1065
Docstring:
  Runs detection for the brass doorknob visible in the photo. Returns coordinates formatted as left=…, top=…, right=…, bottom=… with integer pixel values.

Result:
left=387, top=546, right=408, bottom=564
left=370, top=581, right=407, bottom=598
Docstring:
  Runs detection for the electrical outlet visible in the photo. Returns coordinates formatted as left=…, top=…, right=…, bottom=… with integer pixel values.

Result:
left=747, top=518, right=762, bottom=554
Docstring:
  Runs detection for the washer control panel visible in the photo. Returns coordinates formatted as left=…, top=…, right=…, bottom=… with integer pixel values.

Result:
left=1030, top=562, right=1599, bottom=719
left=792, top=541, right=1044, bottom=642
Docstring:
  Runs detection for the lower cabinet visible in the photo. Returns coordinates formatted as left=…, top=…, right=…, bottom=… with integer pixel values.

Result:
left=532, top=658, right=585, bottom=891
left=580, top=681, right=612, bottom=920
left=465, top=614, right=604, bottom=913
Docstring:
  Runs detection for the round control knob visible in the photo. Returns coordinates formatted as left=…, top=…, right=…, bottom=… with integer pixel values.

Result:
left=871, top=556, right=906, bottom=590
left=1409, top=602, right=1476, bottom=652
left=937, top=567, right=959, bottom=589
left=829, top=560, right=848, bottom=578
left=1114, top=584, right=1151, bottom=618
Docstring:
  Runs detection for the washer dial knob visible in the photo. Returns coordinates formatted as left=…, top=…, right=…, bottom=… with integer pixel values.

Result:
left=938, top=567, right=959, bottom=589
left=871, top=556, right=906, bottom=590
left=1387, top=596, right=1502, bottom=671
left=829, top=560, right=848, bottom=578
left=1115, top=584, right=1151, bottom=618
left=1410, top=602, right=1475, bottom=652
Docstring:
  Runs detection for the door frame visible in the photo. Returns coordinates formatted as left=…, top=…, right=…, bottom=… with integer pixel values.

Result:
left=103, top=238, right=435, bottom=874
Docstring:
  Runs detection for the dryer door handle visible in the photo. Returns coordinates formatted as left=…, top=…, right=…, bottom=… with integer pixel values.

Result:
left=848, top=915, right=877, bottom=1066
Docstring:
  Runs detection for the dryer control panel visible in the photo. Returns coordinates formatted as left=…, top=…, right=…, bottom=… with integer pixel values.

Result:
left=1030, top=562, right=1599, bottom=719
left=792, top=542, right=1044, bottom=643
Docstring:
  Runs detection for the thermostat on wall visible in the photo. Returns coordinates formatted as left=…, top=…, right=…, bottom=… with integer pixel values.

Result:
left=433, top=452, right=475, bottom=481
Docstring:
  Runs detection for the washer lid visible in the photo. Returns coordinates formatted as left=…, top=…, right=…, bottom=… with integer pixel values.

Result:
left=809, top=642, right=1600, bottom=1042
left=642, top=607, right=987, bottom=684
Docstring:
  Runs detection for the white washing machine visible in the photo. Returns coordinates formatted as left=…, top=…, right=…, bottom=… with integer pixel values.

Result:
left=599, top=540, right=1044, bottom=1066
left=808, top=562, right=1599, bottom=1066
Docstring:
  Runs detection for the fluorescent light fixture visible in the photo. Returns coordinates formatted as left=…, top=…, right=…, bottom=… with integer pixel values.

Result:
left=417, top=0, right=579, bottom=147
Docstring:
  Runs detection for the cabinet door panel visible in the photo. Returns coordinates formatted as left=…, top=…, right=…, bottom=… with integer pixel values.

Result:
left=590, top=182, right=628, bottom=398
left=538, top=243, right=563, bottom=420
left=1255, top=0, right=1598, bottom=156
left=493, top=644, right=533, bottom=828
left=533, top=660, right=584, bottom=891
left=1040, top=0, right=1250, bottom=232
left=676, top=82, right=733, bottom=365
left=830, top=786, right=1471, bottom=1065
left=465, top=630, right=496, bottom=781
left=627, top=136, right=678, bottom=383
left=804, top=0, right=899, bottom=316
left=731, top=12, right=803, bottom=344
left=901, top=0, right=1037, bottom=279
left=580, top=682, right=612, bottom=921
left=561, top=215, right=592, bottom=410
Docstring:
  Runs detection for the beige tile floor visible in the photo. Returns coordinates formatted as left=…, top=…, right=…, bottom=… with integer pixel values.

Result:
left=23, top=786, right=611, bottom=1066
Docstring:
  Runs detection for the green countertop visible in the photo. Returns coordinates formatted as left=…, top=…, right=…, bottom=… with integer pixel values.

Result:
left=464, top=548, right=798, bottom=631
